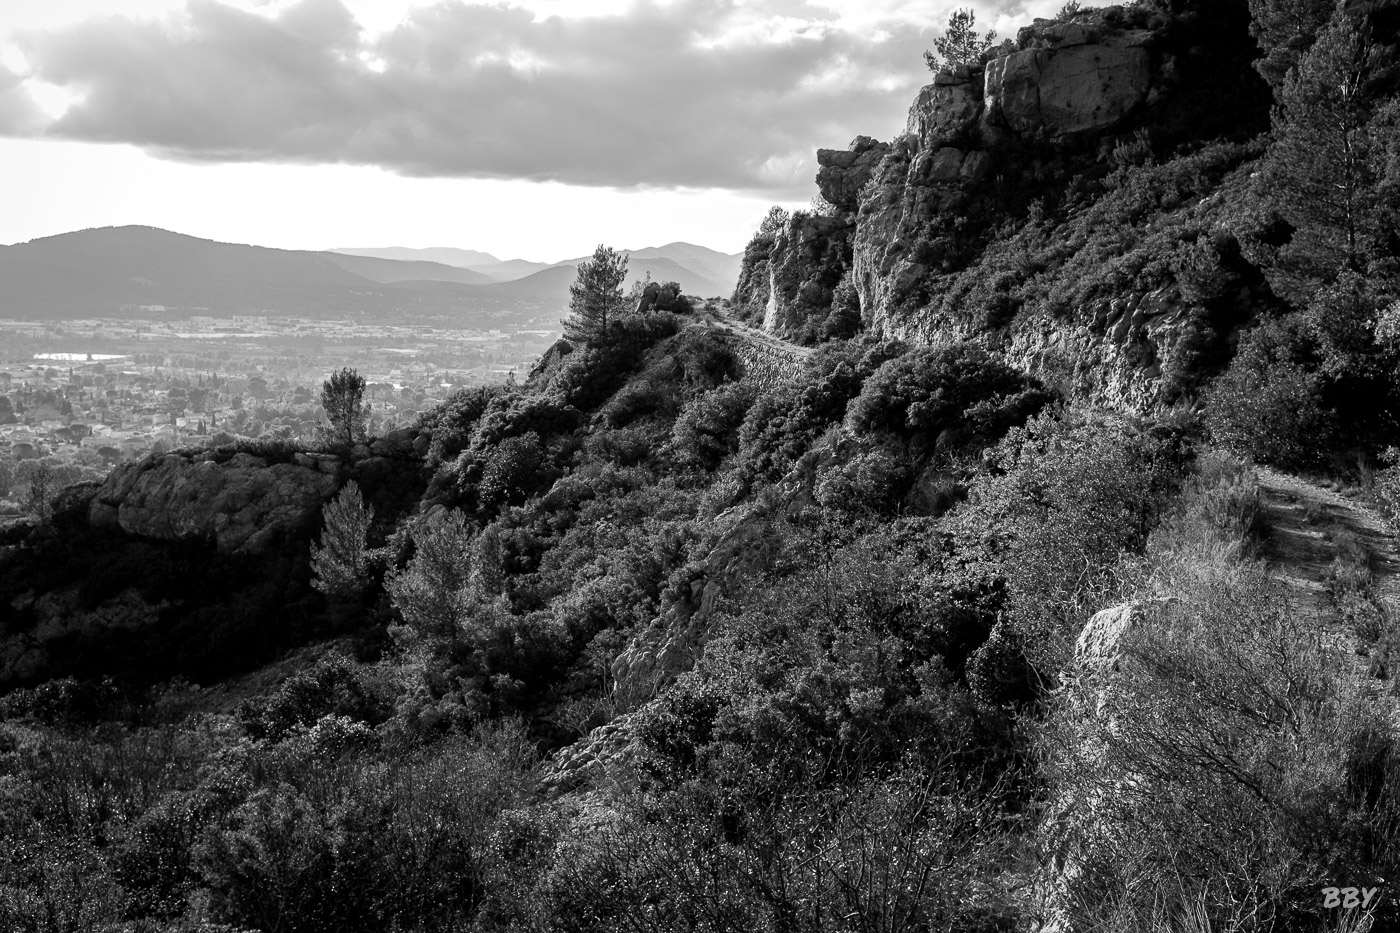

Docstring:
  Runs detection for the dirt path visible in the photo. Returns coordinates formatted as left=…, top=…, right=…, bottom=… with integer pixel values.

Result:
left=1256, top=468, right=1400, bottom=706
left=1257, top=467, right=1400, bottom=608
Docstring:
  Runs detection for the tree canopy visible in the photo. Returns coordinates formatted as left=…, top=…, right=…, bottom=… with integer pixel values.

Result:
left=924, top=8, right=997, bottom=72
left=320, top=367, right=369, bottom=448
left=562, top=245, right=629, bottom=346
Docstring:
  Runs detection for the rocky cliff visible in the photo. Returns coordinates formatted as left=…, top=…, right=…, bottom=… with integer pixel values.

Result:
left=736, top=1, right=1272, bottom=412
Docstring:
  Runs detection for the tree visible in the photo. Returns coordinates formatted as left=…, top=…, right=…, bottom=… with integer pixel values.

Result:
left=562, top=245, right=629, bottom=346
left=16, top=460, right=55, bottom=521
left=1268, top=13, right=1395, bottom=376
left=924, top=9, right=996, bottom=73
left=387, top=509, right=477, bottom=639
left=310, top=481, right=375, bottom=600
left=1272, top=15, right=1383, bottom=281
left=758, top=205, right=790, bottom=240
left=319, top=367, right=369, bottom=448
left=1247, top=0, right=1336, bottom=88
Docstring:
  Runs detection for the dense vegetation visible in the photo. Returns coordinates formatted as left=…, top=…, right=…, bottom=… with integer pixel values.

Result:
left=3, top=1, right=1400, bottom=931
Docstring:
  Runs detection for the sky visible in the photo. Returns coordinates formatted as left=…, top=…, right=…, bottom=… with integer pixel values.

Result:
left=0, top=0, right=1066, bottom=262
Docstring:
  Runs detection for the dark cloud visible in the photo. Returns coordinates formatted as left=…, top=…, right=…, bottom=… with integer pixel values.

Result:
left=9, top=0, right=944, bottom=195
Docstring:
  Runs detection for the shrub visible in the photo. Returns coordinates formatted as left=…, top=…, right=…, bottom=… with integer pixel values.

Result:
left=673, top=328, right=740, bottom=389
left=418, top=385, right=501, bottom=467
left=1043, top=565, right=1397, bottom=932
left=478, top=432, right=550, bottom=514
left=671, top=382, right=757, bottom=470
left=846, top=344, right=1051, bottom=453
left=237, top=653, right=390, bottom=742
left=959, top=412, right=1190, bottom=699
left=1203, top=320, right=1331, bottom=467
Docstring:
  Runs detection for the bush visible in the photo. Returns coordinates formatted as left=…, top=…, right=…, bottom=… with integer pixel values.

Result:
left=671, top=382, right=757, bottom=470
left=958, top=412, right=1190, bottom=700
left=237, top=653, right=390, bottom=742
left=418, top=385, right=501, bottom=467
left=1043, top=565, right=1398, bottom=932
left=1203, top=320, right=1331, bottom=468
left=846, top=344, right=1051, bottom=453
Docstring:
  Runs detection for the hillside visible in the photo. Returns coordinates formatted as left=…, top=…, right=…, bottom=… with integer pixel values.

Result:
left=338, top=242, right=743, bottom=295
left=0, top=226, right=741, bottom=320
left=2, top=1, right=1400, bottom=931
left=331, top=245, right=503, bottom=268
left=0, top=226, right=524, bottom=322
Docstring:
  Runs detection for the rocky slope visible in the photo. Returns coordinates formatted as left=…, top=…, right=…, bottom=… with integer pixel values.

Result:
left=735, top=1, right=1271, bottom=412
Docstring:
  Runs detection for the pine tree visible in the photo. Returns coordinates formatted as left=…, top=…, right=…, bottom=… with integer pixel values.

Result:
left=924, top=9, right=996, bottom=73
left=386, top=509, right=476, bottom=639
left=1272, top=13, right=1383, bottom=284
left=319, top=367, right=369, bottom=448
left=1247, top=0, right=1336, bottom=88
left=562, top=245, right=629, bottom=346
left=310, top=481, right=375, bottom=600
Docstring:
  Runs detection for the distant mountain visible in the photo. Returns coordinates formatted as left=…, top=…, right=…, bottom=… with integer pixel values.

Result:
left=334, top=242, right=743, bottom=295
left=550, top=244, right=741, bottom=299
left=483, top=266, right=582, bottom=301
left=556, top=243, right=743, bottom=298
left=323, top=252, right=495, bottom=286
left=330, top=246, right=501, bottom=268
left=0, top=226, right=520, bottom=322
left=0, top=227, right=741, bottom=322
left=463, top=258, right=557, bottom=282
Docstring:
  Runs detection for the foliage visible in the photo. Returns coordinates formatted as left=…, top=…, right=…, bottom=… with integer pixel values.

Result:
left=1269, top=13, right=1391, bottom=294
left=310, top=481, right=376, bottom=601
left=1247, top=0, right=1337, bottom=87
left=736, top=337, right=906, bottom=484
left=562, top=245, right=629, bottom=346
left=238, top=653, right=391, bottom=742
left=386, top=508, right=479, bottom=640
left=319, top=367, right=369, bottom=448
left=1203, top=319, right=1332, bottom=467
left=478, top=432, right=551, bottom=515
left=1041, top=460, right=1400, bottom=931
left=846, top=344, right=1053, bottom=454
left=671, top=381, right=757, bottom=470
left=958, top=411, right=1190, bottom=702
left=923, top=8, right=997, bottom=72
left=417, top=385, right=501, bottom=467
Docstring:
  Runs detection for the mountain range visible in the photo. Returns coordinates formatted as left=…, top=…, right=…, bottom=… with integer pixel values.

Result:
left=0, top=226, right=742, bottom=321
left=331, top=243, right=743, bottom=299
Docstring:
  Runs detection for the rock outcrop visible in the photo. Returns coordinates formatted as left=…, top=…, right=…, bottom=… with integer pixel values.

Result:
left=89, top=449, right=343, bottom=554
left=760, top=213, right=853, bottom=339
left=731, top=6, right=1253, bottom=411
left=816, top=136, right=891, bottom=210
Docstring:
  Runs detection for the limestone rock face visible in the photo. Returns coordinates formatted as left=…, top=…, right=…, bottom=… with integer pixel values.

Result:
left=1037, top=45, right=1151, bottom=137
left=984, top=50, right=1046, bottom=134
left=907, top=69, right=984, bottom=146
left=759, top=211, right=853, bottom=340
left=89, top=450, right=342, bottom=554
left=816, top=136, right=891, bottom=210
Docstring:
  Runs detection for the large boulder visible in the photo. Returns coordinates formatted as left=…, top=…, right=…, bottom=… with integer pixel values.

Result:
left=983, top=43, right=1150, bottom=138
left=816, top=136, right=891, bottom=211
left=89, top=450, right=342, bottom=554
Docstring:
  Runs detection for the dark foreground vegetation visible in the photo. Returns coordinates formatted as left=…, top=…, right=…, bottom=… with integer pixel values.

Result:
left=4, top=1, right=1400, bottom=931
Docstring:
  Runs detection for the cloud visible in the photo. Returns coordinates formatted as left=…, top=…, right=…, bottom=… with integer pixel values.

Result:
left=4, top=0, right=1042, bottom=195
left=0, top=61, right=46, bottom=134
